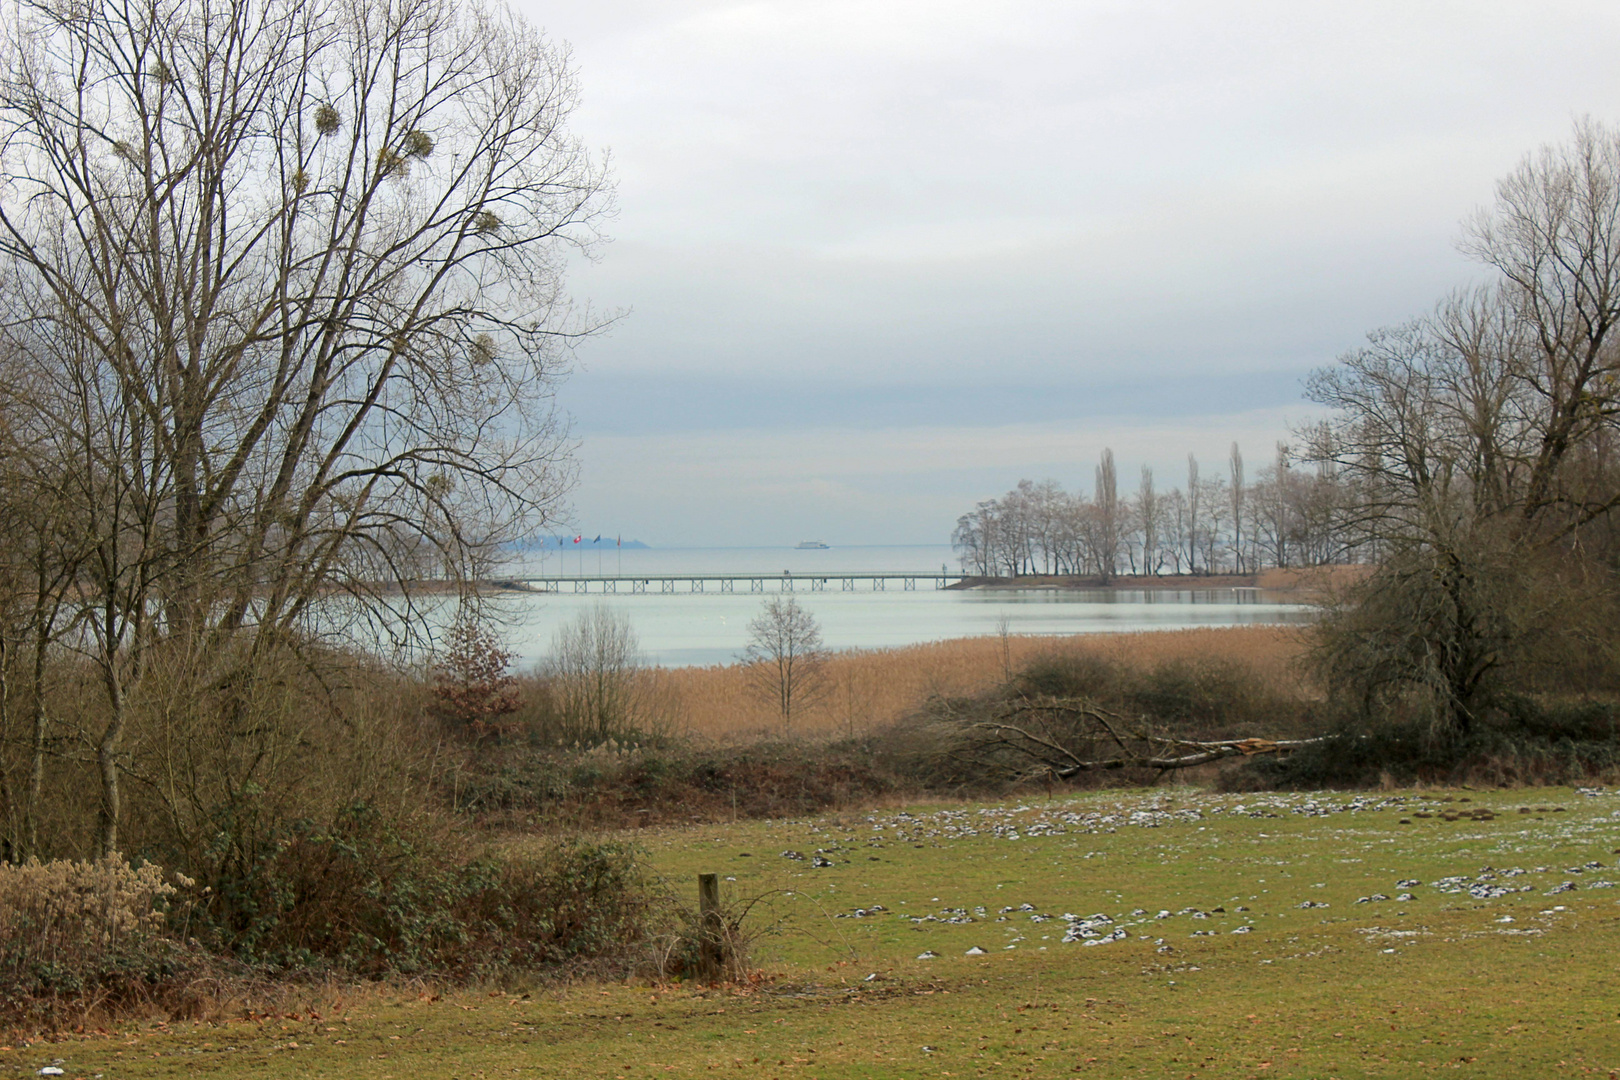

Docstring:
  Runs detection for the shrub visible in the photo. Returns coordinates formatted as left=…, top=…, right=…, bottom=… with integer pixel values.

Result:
left=433, top=613, right=520, bottom=739
left=194, top=802, right=655, bottom=978
left=437, top=739, right=904, bottom=826
left=544, top=606, right=650, bottom=745
left=201, top=803, right=463, bottom=973
left=0, top=856, right=190, bottom=1020
left=656, top=888, right=766, bottom=985
left=1015, top=652, right=1123, bottom=700
left=452, top=837, right=656, bottom=978
left=1014, top=650, right=1296, bottom=736
left=1227, top=696, right=1620, bottom=791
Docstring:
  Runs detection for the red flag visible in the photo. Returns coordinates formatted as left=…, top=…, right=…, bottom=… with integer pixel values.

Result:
left=572, top=535, right=581, bottom=544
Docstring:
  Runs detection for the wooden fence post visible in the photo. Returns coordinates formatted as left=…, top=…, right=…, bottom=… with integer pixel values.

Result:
left=698, top=872, right=723, bottom=978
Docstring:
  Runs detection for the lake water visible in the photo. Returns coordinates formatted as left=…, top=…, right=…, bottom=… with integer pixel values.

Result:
left=495, top=545, right=1314, bottom=669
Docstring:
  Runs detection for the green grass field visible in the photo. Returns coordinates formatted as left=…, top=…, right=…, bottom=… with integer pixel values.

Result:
left=7, top=786, right=1620, bottom=1079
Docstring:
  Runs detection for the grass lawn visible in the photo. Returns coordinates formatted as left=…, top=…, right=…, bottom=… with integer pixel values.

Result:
left=6, top=785, right=1619, bottom=1079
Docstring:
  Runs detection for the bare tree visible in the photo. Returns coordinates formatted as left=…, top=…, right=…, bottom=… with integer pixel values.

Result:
left=1184, top=454, right=1202, bottom=573
left=1134, top=465, right=1159, bottom=576
left=1027, top=479, right=1067, bottom=575
left=1229, top=443, right=1246, bottom=573
left=547, top=605, right=645, bottom=744
left=948, top=458, right=1359, bottom=585
left=743, top=597, right=828, bottom=727
left=1253, top=444, right=1297, bottom=570
left=0, top=0, right=609, bottom=854
left=0, top=431, right=89, bottom=861
left=1459, top=117, right=1620, bottom=525
left=952, top=501, right=998, bottom=576
left=1304, top=120, right=1620, bottom=736
left=1092, top=448, right=1120, bottom=581
left=1197, top=472, right=1229, bottom=574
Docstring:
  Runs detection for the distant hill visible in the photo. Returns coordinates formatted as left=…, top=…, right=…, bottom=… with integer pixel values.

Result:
left=526, top=536, right=650, bottom=550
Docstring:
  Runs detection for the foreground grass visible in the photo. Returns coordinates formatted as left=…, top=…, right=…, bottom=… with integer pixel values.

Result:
left=6, top=785, right=1619, bottom=1078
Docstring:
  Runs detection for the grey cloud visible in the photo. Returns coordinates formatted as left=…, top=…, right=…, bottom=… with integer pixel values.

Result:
left=513, top=0, right=1620, bottom=543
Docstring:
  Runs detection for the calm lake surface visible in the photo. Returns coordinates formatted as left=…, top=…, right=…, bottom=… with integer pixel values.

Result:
left=495, top=545, right=1314, bottom=668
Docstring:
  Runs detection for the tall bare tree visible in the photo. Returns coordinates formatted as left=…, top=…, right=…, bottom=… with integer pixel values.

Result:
left=1229, top=442, right=1246, bottom=573
left=1459, top=117, right=1620, bottom=526
left=0, top=418, right=91, bottom=861
left=1134, top=465, right=1159, bottom=576
left=1305, top=120, right=1620, bottom=736
left=0, top=0, right=609, bottom=854
left=1184, top=454, right=1202, bottom=573
left=1092, top=448, right=1120, bottom=582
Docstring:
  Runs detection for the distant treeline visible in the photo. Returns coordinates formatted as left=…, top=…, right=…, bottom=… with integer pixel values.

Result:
left=953, top=443, right=1359, bottom=578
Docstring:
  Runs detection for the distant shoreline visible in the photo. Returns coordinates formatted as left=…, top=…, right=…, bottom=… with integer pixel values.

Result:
left=949, top=572, right=1258, bottom=591
left=949, top=566, right=1366, bottom=596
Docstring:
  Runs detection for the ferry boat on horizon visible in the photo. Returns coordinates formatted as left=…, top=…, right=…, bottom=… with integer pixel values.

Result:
left=795, top=540, right=831, bottom=549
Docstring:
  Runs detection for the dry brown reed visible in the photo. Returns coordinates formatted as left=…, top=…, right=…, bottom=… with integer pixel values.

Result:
left=657, top=625, right=1310, bottom=741
left=1255, top=564, right=1373, bottom=596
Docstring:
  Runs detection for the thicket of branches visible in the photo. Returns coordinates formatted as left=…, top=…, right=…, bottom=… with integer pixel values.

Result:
left=953, top=444, right=1356, bottom=579
left=882, top=648, right=1318, bottom=790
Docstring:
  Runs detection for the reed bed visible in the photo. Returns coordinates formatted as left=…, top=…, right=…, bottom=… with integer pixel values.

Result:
left=657, top=624, right=1310, bottom=741
left=1254, top=563, right=1371, bottom=595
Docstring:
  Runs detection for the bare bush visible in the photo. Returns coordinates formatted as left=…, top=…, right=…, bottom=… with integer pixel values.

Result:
left=656, top=885, right=774, bottom=986
left=546, top=606, right=651, bottom=745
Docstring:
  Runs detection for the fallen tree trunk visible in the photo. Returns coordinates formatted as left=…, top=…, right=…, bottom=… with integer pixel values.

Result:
left=949, top=697, right=1331, bottom=783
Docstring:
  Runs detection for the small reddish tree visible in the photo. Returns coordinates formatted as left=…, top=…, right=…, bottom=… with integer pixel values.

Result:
left=433, top=614, right=520, bottom=738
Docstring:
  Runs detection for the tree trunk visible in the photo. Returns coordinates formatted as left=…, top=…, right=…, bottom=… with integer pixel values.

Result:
left=95, top=675, right=127, bottom=857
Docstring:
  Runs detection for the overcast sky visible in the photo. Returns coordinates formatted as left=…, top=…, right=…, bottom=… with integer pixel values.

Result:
left=510, top=0, right=1620, bottom=547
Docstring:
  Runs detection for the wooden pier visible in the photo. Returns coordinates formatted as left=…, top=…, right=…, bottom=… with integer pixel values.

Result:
left=516, top=570, right=969, bottom=594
